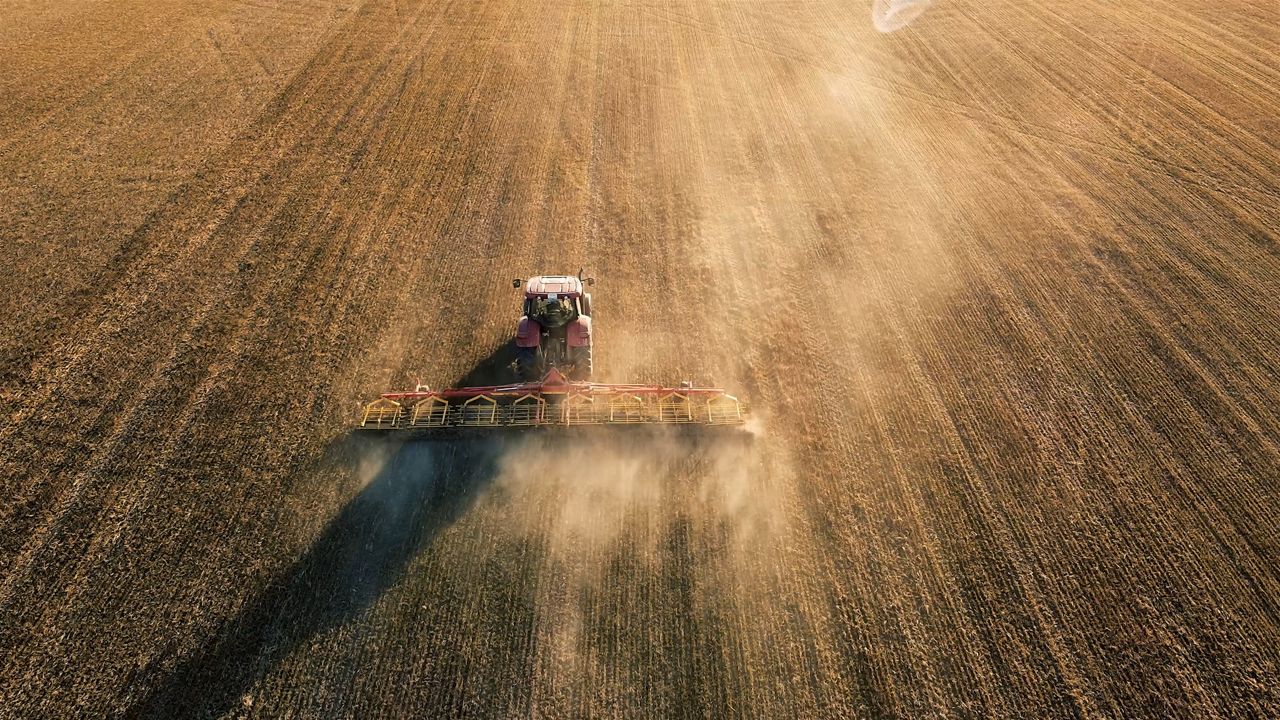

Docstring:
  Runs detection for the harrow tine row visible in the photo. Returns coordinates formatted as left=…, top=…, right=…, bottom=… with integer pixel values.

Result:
left=360, top=391, right=747, bottom=430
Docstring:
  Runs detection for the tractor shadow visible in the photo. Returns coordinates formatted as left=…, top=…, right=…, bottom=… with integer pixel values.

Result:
left=453, top=339, right=520, bottom=387
left=127, top=433, right=509, bottom=718
left=126, top=373, right=516, bottom=718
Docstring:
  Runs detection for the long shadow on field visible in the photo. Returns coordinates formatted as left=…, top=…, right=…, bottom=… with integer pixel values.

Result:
left=126, top=355, right=521, bottom=719
left=128, top=435, right=509, bottom=718
left=128, top=344, right=752, bottom=718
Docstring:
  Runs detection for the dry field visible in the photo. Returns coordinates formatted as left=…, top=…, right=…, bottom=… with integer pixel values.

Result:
left=2, top=0, right=1279, bottom=717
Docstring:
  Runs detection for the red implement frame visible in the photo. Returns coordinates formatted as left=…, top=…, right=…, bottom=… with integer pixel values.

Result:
left=359, top=369, right=747, bottom=431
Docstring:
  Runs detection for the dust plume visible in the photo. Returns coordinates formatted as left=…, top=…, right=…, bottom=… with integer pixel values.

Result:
left=354, top=437, right=396, bottom=489
left=872, top=0, right=935, bottom=32
left=473, top=427, right=795, bottom=699
left=490, top=429, right=790, bottom=579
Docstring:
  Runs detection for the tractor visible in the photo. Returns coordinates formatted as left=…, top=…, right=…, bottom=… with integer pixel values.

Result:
left=512, top=271, right=594, bottom=381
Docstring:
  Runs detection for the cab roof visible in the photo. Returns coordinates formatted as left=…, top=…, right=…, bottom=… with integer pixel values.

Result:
left=524, top=275, right=583, bottom=297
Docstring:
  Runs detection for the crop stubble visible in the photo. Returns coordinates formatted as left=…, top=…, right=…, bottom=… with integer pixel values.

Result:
left=1, top=0, right=1278, bottom=717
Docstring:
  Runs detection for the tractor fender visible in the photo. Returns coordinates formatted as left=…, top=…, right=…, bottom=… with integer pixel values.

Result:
left=516, top=317, right=541, bottom=347
left=567, top=316, right=591, bottom=347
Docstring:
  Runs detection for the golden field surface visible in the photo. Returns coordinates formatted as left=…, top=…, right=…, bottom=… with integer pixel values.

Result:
left=2, top=0, right=1278, bottom=717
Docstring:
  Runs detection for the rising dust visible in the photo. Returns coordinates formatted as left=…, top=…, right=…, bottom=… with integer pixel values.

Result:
left=475, top=424, right=795, bottom=688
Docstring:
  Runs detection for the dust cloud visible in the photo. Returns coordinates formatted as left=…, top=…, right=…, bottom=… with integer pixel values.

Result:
left=490, top=428, right=790, bottom=578
left=477, top=427, right=796, bottom=685
left=872, top=0, right=935, bottom=32
left=354, top=437, right=396, bottom=489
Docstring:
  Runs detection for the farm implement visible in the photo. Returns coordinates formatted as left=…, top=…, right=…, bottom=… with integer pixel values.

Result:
left=358, top=273, right=749, bottom=432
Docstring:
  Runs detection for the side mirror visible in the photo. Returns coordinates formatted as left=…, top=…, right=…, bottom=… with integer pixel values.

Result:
left=512, top=278, right=523, bottom=288
left=586, top=277, right=596, bottom=286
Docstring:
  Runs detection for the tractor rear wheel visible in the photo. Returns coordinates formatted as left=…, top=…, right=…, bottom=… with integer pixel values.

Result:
left=515, top=346, right=542, bottom=381
left=569, top=345, right=593, bottom=380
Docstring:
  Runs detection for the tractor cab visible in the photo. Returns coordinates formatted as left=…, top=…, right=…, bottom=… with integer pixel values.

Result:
left=517, top=275, right=594, bottom=324
left=528, top=294, right=578, bottom=328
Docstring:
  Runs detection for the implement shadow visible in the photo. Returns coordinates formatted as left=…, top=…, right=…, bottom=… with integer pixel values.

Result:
left=125, top=368, right=518, bottom=718
left=127, top=434, right=508, bottom=718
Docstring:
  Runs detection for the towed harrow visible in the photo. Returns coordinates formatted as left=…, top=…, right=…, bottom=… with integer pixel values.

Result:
left=360, top=368, right=747, bottom=432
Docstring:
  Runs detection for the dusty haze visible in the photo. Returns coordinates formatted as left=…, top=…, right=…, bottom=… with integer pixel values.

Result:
left=2, top=0, right=1279, bottom=717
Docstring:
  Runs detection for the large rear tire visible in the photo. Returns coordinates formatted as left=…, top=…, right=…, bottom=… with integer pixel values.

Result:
left=569, top=344, right=593, bottom=381
left=515, top=346, right=542, bottom=381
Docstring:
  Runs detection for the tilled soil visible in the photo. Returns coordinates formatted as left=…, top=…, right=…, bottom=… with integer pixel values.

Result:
left=2, top=0, right=1279, bottom=717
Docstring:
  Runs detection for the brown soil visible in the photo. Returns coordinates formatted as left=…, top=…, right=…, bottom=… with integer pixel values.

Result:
left=2, top=0, right=1279, bottom=717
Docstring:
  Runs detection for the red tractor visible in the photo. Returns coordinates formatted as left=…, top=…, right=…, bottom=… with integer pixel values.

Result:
left=511, top=272, right=595, bottom=381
